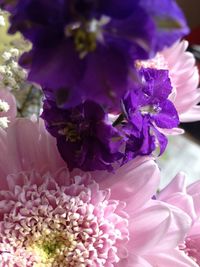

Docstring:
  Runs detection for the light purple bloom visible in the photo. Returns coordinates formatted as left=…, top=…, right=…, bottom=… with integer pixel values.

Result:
left=122, top=68, right=179, bottom=162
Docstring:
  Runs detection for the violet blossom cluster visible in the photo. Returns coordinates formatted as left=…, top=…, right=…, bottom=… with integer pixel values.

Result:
left=0, top=0, right=190, bottom=171
left=42, top=67, right=179, bottom=171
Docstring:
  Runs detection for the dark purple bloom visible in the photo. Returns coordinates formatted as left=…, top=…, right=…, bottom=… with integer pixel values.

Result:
left=140, top=0, right=189, bottom=52
left=41, top=99, right=123, bottom=171
left=0, top=0, right=189, bottom=110
left=122, top=67, right=179, bottom=161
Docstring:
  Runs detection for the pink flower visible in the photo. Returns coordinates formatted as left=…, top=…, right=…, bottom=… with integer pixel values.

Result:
left=0, top=89, right=17, bottom=128
left=158, top=173, right=200, bottom=266
left=0, top=118, right=195, bottom=266
left=138, top=40, right=200, bottom=126
left=162, top=40, right=200, bottom=123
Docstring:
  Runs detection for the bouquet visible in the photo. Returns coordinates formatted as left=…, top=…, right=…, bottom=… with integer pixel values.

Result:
left=0, top=1, right=200, bottom=266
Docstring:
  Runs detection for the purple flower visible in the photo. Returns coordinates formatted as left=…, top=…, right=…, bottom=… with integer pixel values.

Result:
left=139, top=0, right=189, bottom=52
left=122, top=67, right=179, bottom=161
left=0, top=0, right=189, bottom=110
left=41, top=99, right=123, bottom=171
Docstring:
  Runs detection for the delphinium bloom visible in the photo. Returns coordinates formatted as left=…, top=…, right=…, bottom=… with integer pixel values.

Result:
left=121, top=67, right=179, bottom=163
left=137, top=40, right=200, bottom=126
left=42, top=67, right=180, bottom=171
left=158, top=173, right=200, bottom=266
left=41, top=99, right=123, bottom=172
left=0, top=89, right=16, bottom=128
left=0, top=117, right=196, bottom=266
left=0, top=0, right=189, bottom=110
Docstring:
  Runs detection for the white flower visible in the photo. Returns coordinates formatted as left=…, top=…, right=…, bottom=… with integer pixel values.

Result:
left=2, top=51, right=12, bottom=61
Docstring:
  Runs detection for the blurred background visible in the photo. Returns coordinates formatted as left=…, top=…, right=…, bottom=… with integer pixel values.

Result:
left=177, top=0, right=200, bottom=29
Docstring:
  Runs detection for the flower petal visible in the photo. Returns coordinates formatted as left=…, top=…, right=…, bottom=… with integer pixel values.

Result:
left=95, top=157, right=160, bottom=211
left=128, top=200, right=191, bottom=254
left=144, top=250, right=198, bottom=267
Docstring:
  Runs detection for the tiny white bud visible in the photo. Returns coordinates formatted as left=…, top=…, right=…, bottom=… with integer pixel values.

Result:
left=0, top=117, right=9, bottom=128
left=6, top=69, right=13, bottom=77
left=4, top=76, right=17, bottom=88
left=0, top=99, right=9, bottom=113
left=10, top=61, right=19, bottom=71
left=2, top=52, right=12, bottom=61
left=0, top=65, right=6, bottom=74
left=10, top=48, right=19, bottom=58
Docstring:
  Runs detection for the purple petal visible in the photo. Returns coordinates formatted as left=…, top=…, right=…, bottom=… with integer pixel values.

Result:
left=140, top=0, right=189, bottom=51
left=153, top=100, right=179, bottom=129
left=99, top=0, right=139, bottom=19
left=151, top=125, right=168, bottom=155
left=140, top=68, right=173, bottom=101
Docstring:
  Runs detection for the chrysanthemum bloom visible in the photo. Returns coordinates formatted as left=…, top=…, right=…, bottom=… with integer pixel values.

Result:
left=0, top=89, right=16, bottom=128
left=158, top=173, right=200, bottom=266
left=0, top=0, right=188, bottom=110
left=0, top=118, right=196, bottom=266
left=137, top=40, right=200, bottom=125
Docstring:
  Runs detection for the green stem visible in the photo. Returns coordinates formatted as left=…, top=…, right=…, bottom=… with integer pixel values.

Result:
left=112, top=113, right=125, bottom=127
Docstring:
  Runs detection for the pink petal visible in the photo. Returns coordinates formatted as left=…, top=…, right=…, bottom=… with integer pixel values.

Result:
left=0, top=127, right=10, bottom=183
left=162, top=40, right=200, bottom=123
left=180, top=106, right=200, bottom=122
left=160, top=193, right=196, bottom=221
left=187, top=180, right=200, bottom=196
left=144, top=250, right=198, bottom=267
left=187, top=180, right=200, bottom=217
left=117, top=255, right=152, bottom=267
left=95, top=157, right=160, bottom=211
left=159, top=127, right=185, bottom=136
left=0, top=118, right=65, bottom=177
left=159, top=173, right=187, bottom=200
left=128, top=201, right=191, bottom=254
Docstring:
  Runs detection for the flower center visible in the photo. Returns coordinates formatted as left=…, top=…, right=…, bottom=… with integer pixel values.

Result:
left=0, top=179, right=129, bottom=266
left=74, top=28, right=97, bottom=56
left=27, top=228, right=77, bottom=266
left=180, top=236, right=200, bottom=265
left=64, top=16, right=110, bottom=58
left=140, top=104, right=161, bottom=115
left=58, top=122, right=81, bottom=142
